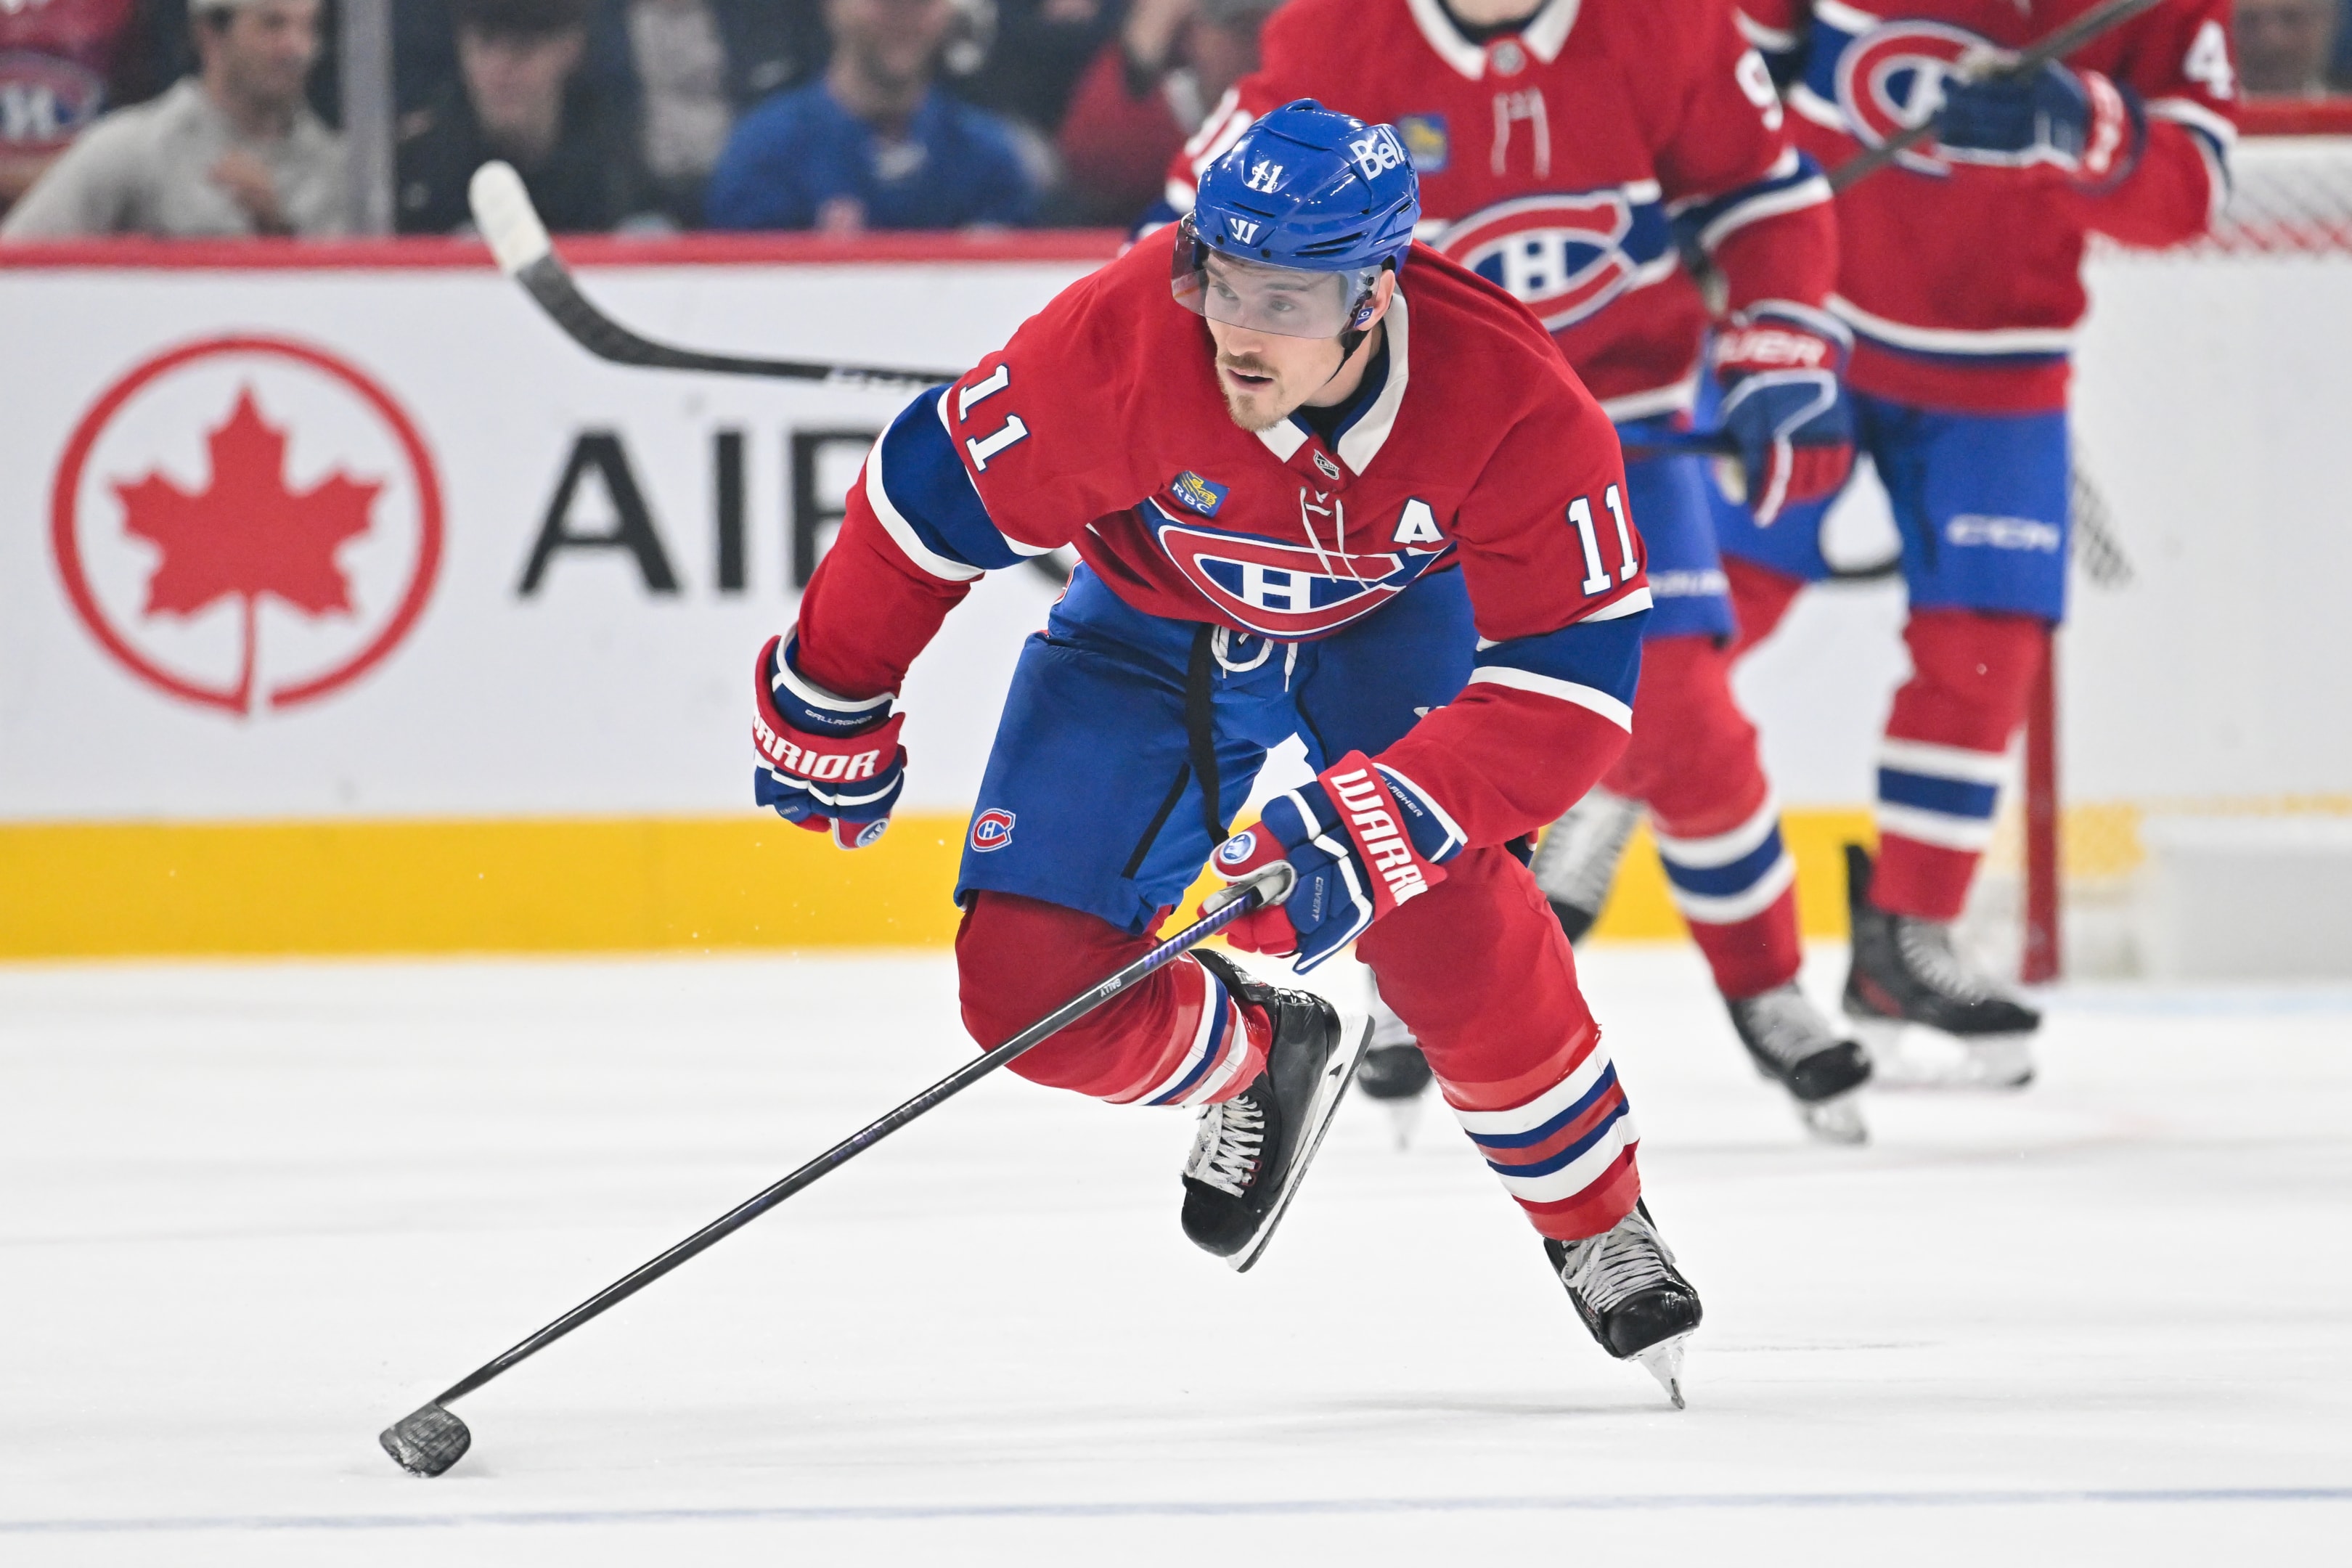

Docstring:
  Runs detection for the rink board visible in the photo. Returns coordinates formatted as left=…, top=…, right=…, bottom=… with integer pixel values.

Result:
left=3, top=236, right=2347, bottom=957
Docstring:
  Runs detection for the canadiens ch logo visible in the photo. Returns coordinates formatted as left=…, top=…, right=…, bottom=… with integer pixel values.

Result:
left=1151, top=511, right=1449, bottom=638
left=969, top=808, right=1016, bottom=852
left=49, top=335, right=444, bottom=717
left=1834, top=20, right=1990, bottom=175
left=1433, top=191, right=1665, bottom=331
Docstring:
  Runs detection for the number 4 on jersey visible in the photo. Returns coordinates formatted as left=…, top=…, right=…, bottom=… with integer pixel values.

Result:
left=1568, top=484, right=1638, bottom=595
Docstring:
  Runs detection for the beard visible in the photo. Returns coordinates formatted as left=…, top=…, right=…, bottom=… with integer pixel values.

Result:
left=1215, top=356, right=1289, bottom=431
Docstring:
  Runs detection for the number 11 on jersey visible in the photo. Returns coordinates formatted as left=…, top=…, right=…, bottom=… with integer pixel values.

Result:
left=1569, top=483, right=1638, bottom=595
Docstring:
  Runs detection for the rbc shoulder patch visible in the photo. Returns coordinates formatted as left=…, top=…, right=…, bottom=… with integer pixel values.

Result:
left=1398, top=115, right=1449, bottom=174
left=1170, top=471, right=1228, bottom=518
left=969, top=808, right=1016, bottom=853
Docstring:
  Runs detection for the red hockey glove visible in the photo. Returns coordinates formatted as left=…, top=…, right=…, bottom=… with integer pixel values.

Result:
left=1712, top=305, right=1854, bottom=526
left=1209, top=752, right=1464, bottom=972
left=751, top=634, right=907, bottom=850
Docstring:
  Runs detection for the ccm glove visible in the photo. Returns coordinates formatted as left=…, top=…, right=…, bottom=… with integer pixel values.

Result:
left=1937, top=61, right=2144, bottom=188
left=1712, top=306, right=1854, bottom=526
left=1209, top=752, right=1466, bottom=973
left=751, top=633, right=907, bottom=850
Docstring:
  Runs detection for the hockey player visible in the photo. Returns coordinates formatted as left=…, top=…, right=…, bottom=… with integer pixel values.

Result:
left=1164, top=0, right=1874, bottom=1142
left=1690, top=0, right=2239, bottom=1085
left=754, top=102, right=1701, bottom=1400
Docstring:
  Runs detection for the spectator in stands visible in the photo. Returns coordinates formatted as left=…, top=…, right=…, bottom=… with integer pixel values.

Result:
left=1055, top=0, right=1282, bottom=226
left=1, top=0, right=346, bottom=240
left=705, top=0, right=1034, bottom=231
left=946, top=0, right=1119, bottom=137
left=621, top=0, right=830, bottom=226
left=396, top=0, right=656, bottom=232
left=0, top=0, right=163, bottom=218
left=2239, top=0, right=2343, bottom=95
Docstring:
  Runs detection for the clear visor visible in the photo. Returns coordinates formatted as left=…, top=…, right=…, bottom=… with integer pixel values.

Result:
left=1170, top=216, right=1381, bottom=340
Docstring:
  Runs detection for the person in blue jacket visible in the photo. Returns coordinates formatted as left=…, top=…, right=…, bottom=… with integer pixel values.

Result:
left=704, top=0, right=1034, bottom=232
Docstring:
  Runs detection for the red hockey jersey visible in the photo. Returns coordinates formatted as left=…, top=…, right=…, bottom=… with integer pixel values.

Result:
left=1740, top=0, right=2238, bottom=411
left=1166, top=0, right=1838, bottom=422
left=0, top=0, right=137, bottom=160
left=791, top=231, right=1654, bottom=847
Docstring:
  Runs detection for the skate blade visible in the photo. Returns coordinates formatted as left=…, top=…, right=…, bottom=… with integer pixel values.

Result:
left=1797, top=1090, right=1867, bottom=1146
left=1851, top=1017, right=2035, bottom=1091
left=1634, top=1333, right=1691, bottom=1410
left=1228, top=1016, right=1372, bottom=1274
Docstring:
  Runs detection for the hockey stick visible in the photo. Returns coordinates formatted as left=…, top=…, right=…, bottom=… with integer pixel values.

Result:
left=1826, top=0, right=2168, bottom=193
left=380, top=859, right=1297, bottom=1479
left=467, top=162, right=963, bottom=391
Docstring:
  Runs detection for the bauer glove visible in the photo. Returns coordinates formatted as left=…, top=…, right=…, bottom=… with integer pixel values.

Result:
left=1712, top=305, right=1853, bottom=526
left=751, top=633, right=907, bottom=850
left=1207, top=752, right=1466, bottom=973
left=1935, top=60, right=2145, bottom=189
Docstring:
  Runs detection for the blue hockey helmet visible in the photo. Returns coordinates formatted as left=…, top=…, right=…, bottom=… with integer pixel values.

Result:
left=1173, top=99, right=1421, bottom=340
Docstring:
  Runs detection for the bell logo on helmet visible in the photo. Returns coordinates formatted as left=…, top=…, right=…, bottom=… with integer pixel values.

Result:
left=1244, top=160, right=1284, bottom=193
left=1349, top=129, right=1405, bottom=179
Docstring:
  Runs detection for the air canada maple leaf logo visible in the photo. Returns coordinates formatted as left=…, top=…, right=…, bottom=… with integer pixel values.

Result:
left=52, top=337, right=444, bottom=716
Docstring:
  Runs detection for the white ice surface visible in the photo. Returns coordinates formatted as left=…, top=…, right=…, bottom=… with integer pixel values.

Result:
left=3, top=946, right=2348, bottom=1565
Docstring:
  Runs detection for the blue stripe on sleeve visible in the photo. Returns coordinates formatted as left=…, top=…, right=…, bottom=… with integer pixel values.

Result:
left=1473, top=612, right=1646, bottom=709
left=1673, top=152, right=1827, bottom=249
left=876, top=388, right=1032, bottom=572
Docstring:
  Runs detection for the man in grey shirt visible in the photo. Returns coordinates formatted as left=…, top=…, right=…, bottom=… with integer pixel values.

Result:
left=1, top=0, right=350, bottom=240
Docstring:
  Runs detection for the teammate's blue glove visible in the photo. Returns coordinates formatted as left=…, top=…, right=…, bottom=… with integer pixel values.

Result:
left=751, top=633, right=907, bottom=850
left=1936, top=61, right=2144, bottom=188
left=1208, top=752, right=1466, bottom=973
left=1712, top=306, right=1853, bottom=526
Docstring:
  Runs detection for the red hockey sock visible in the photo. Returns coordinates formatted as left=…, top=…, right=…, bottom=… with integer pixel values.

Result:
left=1874, top=610, right=2049, bottom=922
left=1603, top=635, right=1803, bottom=1000
left=956, top=893, right=1262, bottom=1106
left=1361, top=847, right=1639, bottom=1241
left=1726, top=555, right=1805, bottom=662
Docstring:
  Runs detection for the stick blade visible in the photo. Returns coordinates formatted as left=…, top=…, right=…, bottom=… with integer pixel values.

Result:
left=380, top=1403, right=472, bottom=1477
left=467, top=160, right=551, bottom=277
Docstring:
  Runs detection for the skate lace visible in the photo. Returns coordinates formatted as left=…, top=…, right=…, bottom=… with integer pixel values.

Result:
left=1529, top=791, right=1643, bottom=908
left=1894, top=918, right=1998, bottom=1003
left=1184, top=1095, right=1265, bottom=1198
left=1737, top=985, right=1834, bottom=1068
left=1557, top=1210, right=1674, bottom=1314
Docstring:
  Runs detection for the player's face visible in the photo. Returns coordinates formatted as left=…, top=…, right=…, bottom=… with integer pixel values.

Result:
left=1199, top=257, right=1386, bottom=431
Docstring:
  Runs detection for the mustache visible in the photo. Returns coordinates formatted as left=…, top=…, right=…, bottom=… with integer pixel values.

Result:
left=1217, top=355, right=1278, bottom=380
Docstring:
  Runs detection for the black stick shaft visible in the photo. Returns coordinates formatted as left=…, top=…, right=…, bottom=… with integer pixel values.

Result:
left=515, top=254, right=962, bottom=391
left=1826, top=0, right=2165, bottom=193
left=425, top=879, right=1278, bottom=1410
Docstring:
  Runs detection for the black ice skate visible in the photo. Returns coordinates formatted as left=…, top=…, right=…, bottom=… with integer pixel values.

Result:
left=1842, top=844, right=2039, bottom=1089
left=1180, top=951, right=1368, bottom=1272
left=1355, top=987, right=1433, bottom=1148
left=1529, top=787, right=1644, bottom=942
left=1545, top=1199, right=1702, bottom=1408
left=1726, top=984, right=1872, bottom=1145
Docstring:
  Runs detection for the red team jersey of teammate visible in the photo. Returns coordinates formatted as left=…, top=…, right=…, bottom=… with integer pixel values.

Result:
left=1739, top=0, right=2239, bottom=411
left=1167, top=0, right=1839, bottom=422
left=794, top=228, right=1651, bottom=851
